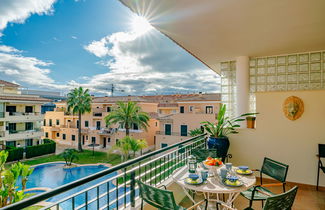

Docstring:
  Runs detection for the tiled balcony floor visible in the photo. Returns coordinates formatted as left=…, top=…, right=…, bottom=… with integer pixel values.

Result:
left=142, top=181, right=325, bottom=210
left=179, top=183, right=325, bottom=210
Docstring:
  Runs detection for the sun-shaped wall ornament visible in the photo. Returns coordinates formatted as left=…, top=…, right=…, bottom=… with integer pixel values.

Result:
left=283, top=96, right=304, bottom=121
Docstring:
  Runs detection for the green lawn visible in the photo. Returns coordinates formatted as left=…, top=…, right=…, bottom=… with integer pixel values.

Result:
left=17, top=150, right=122, bottom=166
left=24, top=205, right=44, bottom=210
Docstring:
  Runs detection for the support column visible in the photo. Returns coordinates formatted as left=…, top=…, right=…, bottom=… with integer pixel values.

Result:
left=236, top=56, right=250, bottom=127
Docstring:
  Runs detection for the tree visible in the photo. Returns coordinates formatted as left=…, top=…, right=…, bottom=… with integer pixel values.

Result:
left=104, top=101, right=150, bottom=136
left=112, top=136, right=148, bottom=160
left=128, top=138, right=148, bottom=158
left=189, top=128, right=204, bottom=137
left=67, top=87, right=92, bottom=152
left=60, top=149, right=79, bottom=166
left=0, top=151, right=34, bottom=207
left=112, top=136, right=132, bottom=161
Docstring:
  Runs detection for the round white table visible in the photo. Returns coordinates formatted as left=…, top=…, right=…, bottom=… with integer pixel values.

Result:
left=172, top=166, right=256, bottom=210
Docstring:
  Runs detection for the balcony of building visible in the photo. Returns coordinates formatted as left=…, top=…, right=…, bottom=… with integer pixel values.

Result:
left=0, top=111, right=44, bottom=122
left=0, top=128, right=43, bottom=141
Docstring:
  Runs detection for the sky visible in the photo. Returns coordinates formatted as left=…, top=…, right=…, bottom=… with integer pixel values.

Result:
left=0, top=0, right=220, bottom=96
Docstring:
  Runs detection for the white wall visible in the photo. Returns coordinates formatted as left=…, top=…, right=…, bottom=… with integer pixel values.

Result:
left=229, top=90, right=325, bottom=187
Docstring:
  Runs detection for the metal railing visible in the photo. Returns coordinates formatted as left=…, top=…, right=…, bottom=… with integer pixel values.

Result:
left=155, top=131, right=188, bottom=136
left=2, top=134, right=206, bottom=210
left=8, top=128, right=42, bottom=134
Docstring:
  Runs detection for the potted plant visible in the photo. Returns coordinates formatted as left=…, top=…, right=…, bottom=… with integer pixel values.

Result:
left=246, top=116, right=256, bottom=129
left=201, top=104, right=257, bottom=161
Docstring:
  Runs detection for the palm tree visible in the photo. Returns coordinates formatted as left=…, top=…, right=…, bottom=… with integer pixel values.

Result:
left=112, top=136, right=132, bottom=161
left=60, top=149, right=79, bottom=166
left=67, top=87, right=92, bottom=152
left=104, top=101, right=150, bottom=136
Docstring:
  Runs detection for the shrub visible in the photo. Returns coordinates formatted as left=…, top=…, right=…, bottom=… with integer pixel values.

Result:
left=6, top=146, right=24, bottom=162
left=25, top=139, right=56, bottom=159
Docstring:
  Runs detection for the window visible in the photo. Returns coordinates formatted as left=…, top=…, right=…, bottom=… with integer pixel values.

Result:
left=132, top=123, right=138, bottom=130
left=8, top=123, right=16, bottom=133
left=45, top=132, right=49, bottom=138
left=85, top=121, right=89, bottom=127
left=56, top=132, right=60, bottom=137
left=180, top=106, right=185, bottom=113
left=161, top=143, right=168, bottom=148
left=56, top=119, right=60, bottom=125
left=77, top=120, right=79, bottom=128
left=86, top=136, right=88, bottom=140
left=25, top=122, right=33, bottom=130
left=154, top=136, right=156, bottom=145
left=107, top=107, right=111, bottom=112
left=25, top=139, right=33, bottom=146
left=189, top=106, right=194, bottom=112
left=6, top=141, right=16, bottom=147
left=6, top=106, right=16, bottom=115
left=72, top=135, right=76, bottom=141
left=107, top=138, right=111, bottom=143
left=43, top=119, right=46, bottom=126
left=96, top=121, right=101, bottom=130
left=155, top=122, right=158, bottom=127
left=164, top=124, right=172, bottom=135
left=206, top=106, right=213, bottom=114
left=116, top=139, right=119, bottom=144
left=25, top=106, right=33, bottom=113
left=91, top=137, right=96, bottom=143
left=62, top=134, right=66, bottom=140
left=49, top=119, right=52, bottom=126
left=180, top=125, right=188, bottom=136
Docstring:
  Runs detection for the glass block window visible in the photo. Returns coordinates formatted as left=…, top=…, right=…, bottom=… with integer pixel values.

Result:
left=250, top=51, right=325, bottom=92
left=220, top=61, right=236, bottom=117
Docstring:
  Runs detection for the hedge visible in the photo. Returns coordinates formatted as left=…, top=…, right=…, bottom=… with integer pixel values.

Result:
left=25, top=139, right=56, bottom=159
left=6, top=146, right=24, bottom=162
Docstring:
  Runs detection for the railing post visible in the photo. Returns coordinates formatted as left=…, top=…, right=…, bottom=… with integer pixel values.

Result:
left=130, top=171, right=136, bottom=208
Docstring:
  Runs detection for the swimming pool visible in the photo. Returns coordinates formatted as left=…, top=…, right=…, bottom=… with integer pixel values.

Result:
left=20, top=162, right=133, bottom=209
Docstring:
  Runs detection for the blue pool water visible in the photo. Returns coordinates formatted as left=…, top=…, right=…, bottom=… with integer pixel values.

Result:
left=20, top=163, right=135, bottom=209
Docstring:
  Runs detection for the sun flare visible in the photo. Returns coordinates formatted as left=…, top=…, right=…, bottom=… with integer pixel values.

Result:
left=131, top=15, right=153, bottom=36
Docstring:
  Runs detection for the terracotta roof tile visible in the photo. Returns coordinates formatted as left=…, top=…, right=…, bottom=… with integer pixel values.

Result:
left=0, top=80, right=20, bottom=87
left=0, top=95, right=51, bottom=102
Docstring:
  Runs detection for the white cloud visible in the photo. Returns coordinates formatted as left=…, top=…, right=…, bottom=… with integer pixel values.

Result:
left=0, top=45, right=69, bottom=90
left=0, top=45, right=21, bottom=53
left=83, top=29, right=220, bottom=95
left=0, top=0, right=56, bottom=32
left=71, top=36, right=78, bottom=39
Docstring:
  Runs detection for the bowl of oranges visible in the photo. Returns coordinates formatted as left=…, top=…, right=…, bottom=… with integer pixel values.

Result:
left=203, top=157, right=223, bottom=172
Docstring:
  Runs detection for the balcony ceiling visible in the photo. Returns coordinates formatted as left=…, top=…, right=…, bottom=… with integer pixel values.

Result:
left=120, top=0, right=325, bottom=73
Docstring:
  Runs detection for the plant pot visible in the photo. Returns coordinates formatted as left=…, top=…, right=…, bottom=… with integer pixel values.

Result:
left=207, top=136, right=230, bottom=162
left=246, top=116, right=256, bottom=129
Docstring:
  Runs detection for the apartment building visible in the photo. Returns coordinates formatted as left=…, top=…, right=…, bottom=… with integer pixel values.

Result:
left=43, top=96, right=160, bottom=150
left=155, top=94, right=221, bottom=148
left=0, top=80, right=50, bottom=148
left=43, top=93, right=221, bottom=150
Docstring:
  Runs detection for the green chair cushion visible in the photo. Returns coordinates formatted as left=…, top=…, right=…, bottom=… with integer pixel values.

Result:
left=241, top=186, right=275, bottom=201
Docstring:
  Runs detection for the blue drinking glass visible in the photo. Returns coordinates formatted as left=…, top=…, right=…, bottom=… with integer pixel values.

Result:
left=201, top=170, right=208, bottom=182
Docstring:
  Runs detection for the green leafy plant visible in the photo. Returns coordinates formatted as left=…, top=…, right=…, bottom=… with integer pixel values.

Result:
left=60, top=149, right=79, bottom=166
left=201, top=104, right=257, bottom=137
left=0, top=151, right=34, bottom=207
left=104, top=101, right=150, bottom=136
left=111, top=136, right=148, bottom=161
left=67, top=87, right=92, bottom=152
left=189, top=128, right=204, bottom=137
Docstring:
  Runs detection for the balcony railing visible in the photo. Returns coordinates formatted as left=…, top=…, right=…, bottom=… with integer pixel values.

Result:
left=2, top=134, right=206, bottom=210
left=8, top=112, right=41, bottom=116
left=8, top=128, right=42, bottom=134
left=155, top=131, right=188, bottom=137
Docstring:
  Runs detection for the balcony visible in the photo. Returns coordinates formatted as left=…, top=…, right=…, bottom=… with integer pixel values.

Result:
left=0, top=112, right=44, bottom=122
left=0, top=128, right=43, bottom=141
left=156, top=131, right=183, bottom=136
left=2, top=135, right=206, bottom=210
